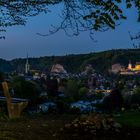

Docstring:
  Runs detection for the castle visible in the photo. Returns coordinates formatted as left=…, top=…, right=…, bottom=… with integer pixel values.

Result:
left=127, top=60, right=140, bottom=71
left=111, top=61, right=140, bottom=75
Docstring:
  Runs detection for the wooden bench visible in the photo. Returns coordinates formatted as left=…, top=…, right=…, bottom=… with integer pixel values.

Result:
left=2, top=81, right=28, bottom=119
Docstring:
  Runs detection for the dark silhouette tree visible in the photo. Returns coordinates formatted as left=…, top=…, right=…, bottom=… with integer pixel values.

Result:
left=0, top=0, right=59, bottom=27
left=0, top=0, right=140, bottom=38
left=0, top=0, right=60, bottom=38
left=129, top=31, right=140, bottom=48
left=37, top=0, right=140, bottom=38
left=102, top=87, right=124, bottom=112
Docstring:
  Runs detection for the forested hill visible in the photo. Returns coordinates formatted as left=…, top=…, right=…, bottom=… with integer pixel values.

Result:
left=1, top=49, right=140, bottom=73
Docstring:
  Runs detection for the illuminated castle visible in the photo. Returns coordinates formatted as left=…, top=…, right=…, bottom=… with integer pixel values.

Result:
left=127, top=61, right=140, bottom=71
left=111, top=60, right=140, bottom=75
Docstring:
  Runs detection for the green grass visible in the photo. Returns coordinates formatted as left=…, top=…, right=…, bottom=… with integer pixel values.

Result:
left=115, top=110, right=140, bottom=128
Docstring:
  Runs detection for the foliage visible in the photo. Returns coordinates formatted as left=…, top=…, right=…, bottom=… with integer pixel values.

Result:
left=65, top=79, right=79, bottom=100
left=56, top=99, right=70, bottom=113
left=94, top=93, right=104, bottom=100
left=102, top=89, right=124, bottom=112
left=79, top=87, right=89, bottom=97
left=0, top=0, right=140, bottom=38
left=131, top=86, right=140, bottom=105
left=55, top=0, right=140, bottom=35
left=129, top=30, right=140, bottom=48
left=66, top=79, right=88, bottom=100
left=122, top=90, right=133, bottom=109
left=0, top=110, right=9, bottom=121
left=122, top=86, right=140, bottom=109
left=12, top=76, right=41, bottom=106
left=115, top=110, right=140, bottom=127
left=0, top=0, right=59, bottom=28
left=65, top=79, right=88, bottom=101
left=0, top=71, right=4, bottom=81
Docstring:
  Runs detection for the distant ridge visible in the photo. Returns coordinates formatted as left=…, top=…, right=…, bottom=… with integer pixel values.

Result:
left=1, top=48, right=140, bottom=73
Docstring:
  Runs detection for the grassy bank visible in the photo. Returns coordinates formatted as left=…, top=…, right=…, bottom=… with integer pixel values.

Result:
left=115, top=110, right=140, bottom=128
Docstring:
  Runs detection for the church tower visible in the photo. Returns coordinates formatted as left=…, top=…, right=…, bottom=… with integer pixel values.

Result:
left=128, top=60, right=132, bottom=70
left=25, top=54, right=30, bottom=74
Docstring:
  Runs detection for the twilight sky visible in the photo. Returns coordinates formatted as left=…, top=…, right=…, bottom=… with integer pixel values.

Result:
left=0, top=4, right=139, bottom=60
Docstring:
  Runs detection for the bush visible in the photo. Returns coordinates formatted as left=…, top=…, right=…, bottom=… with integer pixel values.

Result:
left=126, top=86, right=140, bottom=109
left=65, top=79, right=79, bottom=100
left=102, top=88, right=123, bottom=112
left=122, top=91, right=132, bottom=109
left=94, top=93, right=104, bottom=100
left=122, top=87, right=140, bottom=109
left=56, top=99, right=70, bottom=113
left=79, top=87, right=89, bottom=97
left=0, top=110, right=9, bottom=121
left=12, top=76, right=41, bottom=106
left=131, top=93, right=140, bottom=106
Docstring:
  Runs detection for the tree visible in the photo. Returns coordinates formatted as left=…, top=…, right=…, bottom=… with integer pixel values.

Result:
left=0, top=0, right=59, bottom=38
left=0, top=0, right=140, bottom=38
left=129, top=31, right=140, bottom=48
left=0, top=0, right=59, bottom=27
left=33, top=0, right=140, bottom=38
left=131, top=86, right=140, bottom=106
left=102, top=88, right=124, bottom=112
left=12, top=76, right=41, bottom=106
left=65, top=79, right=79, bottom=100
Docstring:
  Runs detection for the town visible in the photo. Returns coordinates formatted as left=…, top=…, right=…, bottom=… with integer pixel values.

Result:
left=1, top=51, right=140, bottom=139
left=0, top=53, right=140, bottom=116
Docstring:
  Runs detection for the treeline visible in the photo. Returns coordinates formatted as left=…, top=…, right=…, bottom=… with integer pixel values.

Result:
left=1, top=48, right=140, bottom=73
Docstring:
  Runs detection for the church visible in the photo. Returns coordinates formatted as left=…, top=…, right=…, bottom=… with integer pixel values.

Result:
left=25, top=54, right=30, bottom=74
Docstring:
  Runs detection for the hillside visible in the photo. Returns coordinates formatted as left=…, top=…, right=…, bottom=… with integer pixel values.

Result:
left=1, top=49, right=140, bottom=73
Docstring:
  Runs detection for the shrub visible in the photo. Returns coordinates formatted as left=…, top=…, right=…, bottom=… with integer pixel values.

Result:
left=12, top=76, right=41, bottom=106
left=56, top=99, right=70, bottom=113
left=122, top=91, right=132, bottom=109
left=65, top=79, right=79, bottom=100
left=128, top=86, right=140, bottom=108
left=79, top=87, right=89, bottom=97
left=102, top=88, right=123, bottom=112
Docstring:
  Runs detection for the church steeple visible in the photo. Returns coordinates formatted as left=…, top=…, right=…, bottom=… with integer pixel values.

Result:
left=25, top=54, right=30, bottom=74
left=128, top=60, right=132, bottom=70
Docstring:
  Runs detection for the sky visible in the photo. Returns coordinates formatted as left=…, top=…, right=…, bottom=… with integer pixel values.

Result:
left=0, top=3, right=140, bottom=60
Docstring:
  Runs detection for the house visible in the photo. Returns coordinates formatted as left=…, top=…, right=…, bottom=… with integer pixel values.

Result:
left=110, top=63, right=124, bottom=74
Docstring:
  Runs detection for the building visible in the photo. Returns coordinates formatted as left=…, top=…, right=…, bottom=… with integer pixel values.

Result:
left=51, top=64, right=67, bottom=74
left=127, top=61, right=140, bottom=71
left=128, top=60, right=132, bottom=70
left=120, top=61, right=140, bottom=75
left=81, top=64, right=94, bottom=75
left=110, top=63, right=125, bottom=74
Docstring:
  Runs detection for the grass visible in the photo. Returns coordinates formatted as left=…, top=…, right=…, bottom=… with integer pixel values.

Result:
left=0, top=133, right=16, bottom=140
left=115, top=110, right=140, bottom=128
